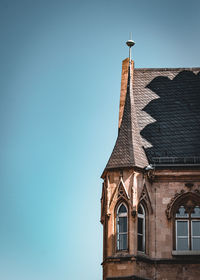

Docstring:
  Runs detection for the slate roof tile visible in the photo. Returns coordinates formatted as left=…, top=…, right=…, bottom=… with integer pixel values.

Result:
left=135, top=68, right=200, bottom=162
left=105, top=66, right=200, bottom=171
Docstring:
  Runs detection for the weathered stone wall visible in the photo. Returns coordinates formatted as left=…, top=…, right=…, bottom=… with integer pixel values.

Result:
left=101, top=168, right=200, bottom=280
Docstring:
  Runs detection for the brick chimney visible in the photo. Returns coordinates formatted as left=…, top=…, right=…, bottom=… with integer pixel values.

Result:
left=118, top=58, right=134, bottom=128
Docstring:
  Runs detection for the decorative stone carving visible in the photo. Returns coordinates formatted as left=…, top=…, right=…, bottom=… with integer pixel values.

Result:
left=117, top=177, right=129, bottom=200
left=147, top=169, right=155, bottom=183
left=109, top=176, right=130, bottom=209
left=166, top=189, right=200, bottom=219
left=131, top=206, right=137, bottom=218
left=139, top=184, right=153, bottom=214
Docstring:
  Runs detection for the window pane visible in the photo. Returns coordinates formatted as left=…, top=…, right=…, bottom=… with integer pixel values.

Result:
left=138, top=234, right=143, bottom=252
left=119, top=204, right=127, bottom=213
left=177, top=221, right=188, bottom=236
left=119, top=217, right=127, bottom=233
left=138, top=205, right=143, bottom=215
left=177, top=237, right=189, bottom=250
left=191, top=206, right=200, bottom=218
left=192, top=221, right=200, bottom=236
left=119, top=234, right=127, bottom=250
left=138, top=217, right=143, bottom=234
left=176, top=206, right=188, bottom=218
left=192, top=238, right=200, bottom=250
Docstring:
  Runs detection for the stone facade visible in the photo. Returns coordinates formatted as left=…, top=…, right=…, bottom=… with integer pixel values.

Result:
left=101, top=51, right=200, bottom=279
left=101, top=169, right=200, bottom=280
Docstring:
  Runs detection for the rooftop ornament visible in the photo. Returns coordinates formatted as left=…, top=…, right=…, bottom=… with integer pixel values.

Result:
left=126, top=33, right=135, bottom=63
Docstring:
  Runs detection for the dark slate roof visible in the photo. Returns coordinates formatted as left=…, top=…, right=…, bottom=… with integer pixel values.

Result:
left=105, top=66, right=200, bottom=171
left=134, top=68, right=200, bottom=164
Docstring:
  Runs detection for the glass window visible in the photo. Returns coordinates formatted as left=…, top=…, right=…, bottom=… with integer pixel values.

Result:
left=176, top=221, right=189, bottom=250
left=137, top=204, right=145, bottom=252
left=175, top=204, right=200, bottom=251
left=119, top=204, right=127, bottom=213
left=192, top=221, right=200, bottom=250
left=117, top=203, right=128, bottom=251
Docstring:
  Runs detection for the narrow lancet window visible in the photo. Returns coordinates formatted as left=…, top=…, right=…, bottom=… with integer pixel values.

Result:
left=117, top=203, right=128, bottom=250
left=137, top=204, right=145, bottom=252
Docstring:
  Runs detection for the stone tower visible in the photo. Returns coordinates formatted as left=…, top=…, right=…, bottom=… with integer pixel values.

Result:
left=100, top=41, right=200, bottom=280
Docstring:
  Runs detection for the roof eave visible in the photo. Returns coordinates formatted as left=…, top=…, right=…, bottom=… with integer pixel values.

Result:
left=101, top=164, right=146, bottom=179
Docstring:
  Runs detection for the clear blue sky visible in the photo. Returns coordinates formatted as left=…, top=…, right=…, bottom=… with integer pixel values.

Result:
left=0, top=0, right=200, bottom=279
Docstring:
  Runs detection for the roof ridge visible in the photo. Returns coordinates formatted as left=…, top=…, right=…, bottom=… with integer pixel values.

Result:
left=135, top=67, right=200, bottom=71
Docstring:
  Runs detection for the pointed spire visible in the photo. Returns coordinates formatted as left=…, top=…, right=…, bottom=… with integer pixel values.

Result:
left=104, top=39, right=148, bottom=172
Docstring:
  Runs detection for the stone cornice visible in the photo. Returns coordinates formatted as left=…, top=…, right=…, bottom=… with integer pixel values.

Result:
left=152, top=169, right=200, bottom=182
left=102, top=253, right=200, bottom=265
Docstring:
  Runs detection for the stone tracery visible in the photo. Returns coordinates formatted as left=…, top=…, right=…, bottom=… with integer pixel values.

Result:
left=166, top=189, right=200, bottom=219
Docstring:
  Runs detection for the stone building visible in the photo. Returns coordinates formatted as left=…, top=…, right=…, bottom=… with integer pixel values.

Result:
left=100, top=40, right=200, bottom=280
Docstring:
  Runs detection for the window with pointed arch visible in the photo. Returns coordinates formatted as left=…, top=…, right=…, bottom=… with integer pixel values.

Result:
left=175, top=202, right=200, bottom=251
left=116, top=203, right=128, bottom=251
left=137, top=204, right=145, bottom=253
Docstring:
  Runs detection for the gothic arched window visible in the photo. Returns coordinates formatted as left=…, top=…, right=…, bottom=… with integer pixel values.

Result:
left=117, top=203, right=128, bottom=251
left=175, top=203, right=200, bottom=251
left=137, top=204, right=145, bottom=252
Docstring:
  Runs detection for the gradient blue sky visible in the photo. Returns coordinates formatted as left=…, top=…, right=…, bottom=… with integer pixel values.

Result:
left=1, top=0, right=200, bottom=279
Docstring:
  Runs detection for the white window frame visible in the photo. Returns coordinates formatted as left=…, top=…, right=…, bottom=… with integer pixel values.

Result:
left=176, top=220, right=189, bottom=251
left=116, top=203, right=128, bottom=251
left=175, top=205, right=200, bottom=251
left=191, top=220, right=200, bottom=250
